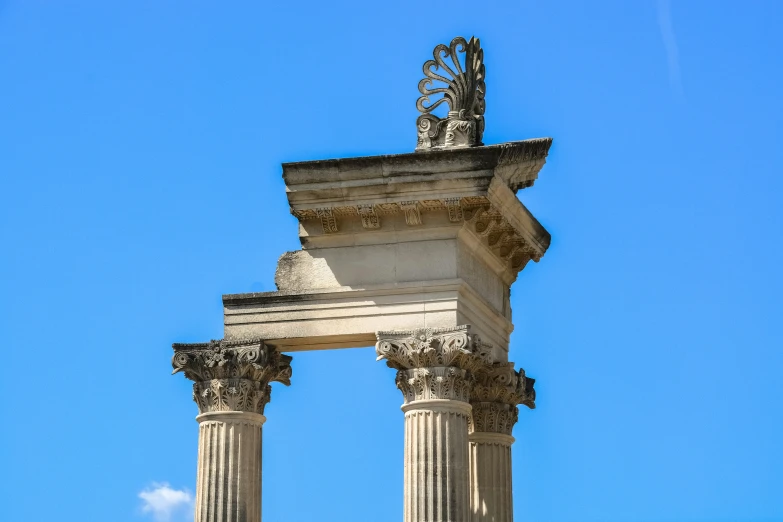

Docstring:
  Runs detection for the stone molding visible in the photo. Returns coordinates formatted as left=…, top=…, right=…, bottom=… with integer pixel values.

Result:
left=469, top=431, right=515, bottom=446
left=376, top=325, right=493, bottom=404
left=469, top=362, right=535, bottom=435
left=401, top=399, right=473, bottom=417
left=172, top=338, right=292, bottom=415
left=195, top=410, right=267, bottom=426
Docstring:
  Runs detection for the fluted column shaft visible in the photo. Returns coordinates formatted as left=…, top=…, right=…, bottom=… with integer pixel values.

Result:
left=195, top=411, right=265, bottom=522
left=403, top=399, right=473, bottom=522
left=469, top=432, right=514, bottom=522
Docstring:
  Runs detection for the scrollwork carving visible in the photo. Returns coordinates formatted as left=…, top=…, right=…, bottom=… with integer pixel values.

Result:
left=376, top=325, right=491, bottom=372
left=172, top=339, right=293, bottom=415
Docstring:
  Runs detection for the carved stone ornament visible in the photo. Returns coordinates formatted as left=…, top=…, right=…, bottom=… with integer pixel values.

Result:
left=316, top=207, right=338, bottom=234
left=172, top=338, right=293, bottom=415
left=470, top=363, right=535, bottom=435
left=399, top=201, right=422, bottom=226
left=376, top=325, right=494, bottom=403
left=416, top=36, right=486, bottom=151
left=357, top=204, right=380, bottom=229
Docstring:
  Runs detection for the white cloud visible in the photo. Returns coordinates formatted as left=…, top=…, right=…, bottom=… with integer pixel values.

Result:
left=139, top=483, right=194, bottom=522
left=657, top=0, right=685, bottom=100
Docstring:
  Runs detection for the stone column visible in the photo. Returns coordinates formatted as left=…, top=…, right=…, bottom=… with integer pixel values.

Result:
left=469, top=363, right=535, bottom=522
left=172, top=338, right=292, bottom=522
left=376, top=325, right=493, bottom=522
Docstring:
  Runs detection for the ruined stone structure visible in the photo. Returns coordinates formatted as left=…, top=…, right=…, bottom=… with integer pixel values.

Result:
left=173, top=36, right=551, bottom=522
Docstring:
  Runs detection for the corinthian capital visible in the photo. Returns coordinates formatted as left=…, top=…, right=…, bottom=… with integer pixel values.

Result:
left=470, top=363, right=535, bottom=435
left=172, top=338, right=292, bottom=415
left=376, top=325, right=493, bottom=403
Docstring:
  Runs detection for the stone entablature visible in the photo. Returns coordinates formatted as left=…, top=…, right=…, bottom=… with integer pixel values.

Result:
left=223, top=279, right=516, bottom=357
left=282, top=139, right=552, bottom=285
left=172, top=338, right=292, bottom=415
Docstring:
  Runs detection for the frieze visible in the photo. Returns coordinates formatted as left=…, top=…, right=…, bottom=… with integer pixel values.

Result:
left=288, top=196, right=546, bottom=276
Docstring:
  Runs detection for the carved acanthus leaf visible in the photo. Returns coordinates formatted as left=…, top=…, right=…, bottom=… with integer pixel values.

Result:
left=470, top=402, right=518, bottom=435
left=192, top=378, right=272, bottom=415
left=469, top=363, right=536, bottom=434
left=396, top=366, right=473, bottom=403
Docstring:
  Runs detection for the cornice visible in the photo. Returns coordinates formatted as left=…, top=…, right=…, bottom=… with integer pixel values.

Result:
left=282, top=138, right=552, bottom=192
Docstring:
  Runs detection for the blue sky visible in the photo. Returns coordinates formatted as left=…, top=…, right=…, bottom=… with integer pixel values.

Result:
left=1, top=1, right=781, bottom=521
